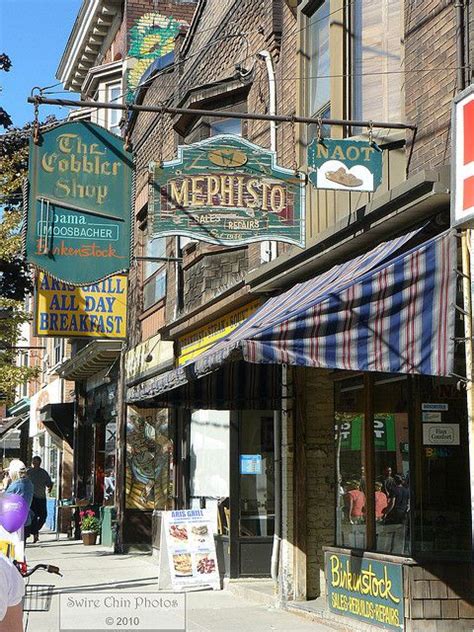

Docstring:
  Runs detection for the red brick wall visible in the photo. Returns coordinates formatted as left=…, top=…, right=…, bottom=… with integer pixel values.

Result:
left=405, top=1, right=458, bottom=174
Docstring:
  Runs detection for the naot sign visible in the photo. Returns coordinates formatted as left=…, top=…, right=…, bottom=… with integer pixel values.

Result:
left=308, top=138, right=382, bottom=193
left=150, top=135, right=305, bottom=247
left=25, top=121, right=133, bottom=285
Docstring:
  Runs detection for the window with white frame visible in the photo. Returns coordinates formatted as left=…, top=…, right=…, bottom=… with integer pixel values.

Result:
left=106, top=82, right=122, bottom=135
left=141, top=218, right=167, bottom=311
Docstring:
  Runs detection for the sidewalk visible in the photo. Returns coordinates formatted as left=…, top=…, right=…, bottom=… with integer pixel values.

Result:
left=24, top=532, right=341, bottom=632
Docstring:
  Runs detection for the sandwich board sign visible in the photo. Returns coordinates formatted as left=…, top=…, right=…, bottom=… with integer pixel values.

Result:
left=308, top=138, right=382, bottom=193
left=25, top=121, right=133, bottom=285
left=158, top=509, right=220, bottom=591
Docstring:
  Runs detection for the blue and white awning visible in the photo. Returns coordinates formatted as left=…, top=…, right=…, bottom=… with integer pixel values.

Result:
left=127, top=229, right=456, bottom=404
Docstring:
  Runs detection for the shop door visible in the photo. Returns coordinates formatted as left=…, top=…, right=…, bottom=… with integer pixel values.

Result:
left=230, top=411, right=275, bottom=577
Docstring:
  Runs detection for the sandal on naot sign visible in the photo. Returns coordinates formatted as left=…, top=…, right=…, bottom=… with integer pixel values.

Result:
left=325, top=167, right=363, bottom=187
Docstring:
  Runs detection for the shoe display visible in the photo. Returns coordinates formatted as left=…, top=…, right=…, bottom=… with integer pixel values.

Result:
left=325, top=166, right=363, bottom=187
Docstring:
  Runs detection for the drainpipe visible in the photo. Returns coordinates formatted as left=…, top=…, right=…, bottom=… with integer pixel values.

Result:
left=258, top=48, right=281, bottom=591
left=455, top=1, right=465, bottom=91
left=257, top=50, right=277, bottom=263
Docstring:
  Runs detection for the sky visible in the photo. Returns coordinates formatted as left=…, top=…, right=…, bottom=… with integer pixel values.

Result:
left=0, top=0, right=82, bottom=128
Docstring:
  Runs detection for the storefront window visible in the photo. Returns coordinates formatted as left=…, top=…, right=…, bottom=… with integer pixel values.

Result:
left=373, top=377, right=409, bottom=555
left=189, top=410, right=230, bottom=532
left=239, top=412, right=275, bottom=538
left=334, top=373, right=471, bottom=557
left=335, top=376, right=366, bottom=549
left=413, top=377, right=471, bottom=555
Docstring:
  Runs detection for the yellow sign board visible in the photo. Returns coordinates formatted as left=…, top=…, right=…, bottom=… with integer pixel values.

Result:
left=178, top=300, right=260, bottom=366
left=35, top=272, right=127, bottom=338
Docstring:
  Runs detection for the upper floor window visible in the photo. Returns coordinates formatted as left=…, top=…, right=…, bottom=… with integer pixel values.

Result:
left=352, top=0, right=403, bottom=124
left=210, top=117, right=242, bottom=137
left=307, top=0, right=330, bottom=121
left=106, top=82, right=122, bottom=135
left=140, top=218, right=167, bottom=311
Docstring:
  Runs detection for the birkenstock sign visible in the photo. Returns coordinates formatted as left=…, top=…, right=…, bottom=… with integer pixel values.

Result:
left=150, top=135, right=305, bottom=247
left=308, top=138, right=382, bottom=193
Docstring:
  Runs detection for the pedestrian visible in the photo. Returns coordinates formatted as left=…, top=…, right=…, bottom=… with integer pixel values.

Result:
left=0, top=553, right=24, bottom=631
left=384, top=474, right=410, bottom=525
left=344, top=480, right=365, bottom=524
left=26, top=456, right=53, bottom=543
left=5, top=460, right=34, bottom=541
left=374, top=482, right=388, bottom=521
left=382, top=465, right=396, bottom=496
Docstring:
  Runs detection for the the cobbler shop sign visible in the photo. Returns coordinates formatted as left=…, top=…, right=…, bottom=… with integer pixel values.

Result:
left=326, top=551, right=404, bottom=631
left=150, top=135, right=305, bottom=247
left=25, top=121, right=133, bottom=285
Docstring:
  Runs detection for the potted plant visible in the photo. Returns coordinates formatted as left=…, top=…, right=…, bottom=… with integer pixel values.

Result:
left=79, top=509, right=101, bottom=545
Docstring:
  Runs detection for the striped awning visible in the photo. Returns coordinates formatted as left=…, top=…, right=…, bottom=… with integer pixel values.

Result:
left=127, top=229, right=455, bottom=404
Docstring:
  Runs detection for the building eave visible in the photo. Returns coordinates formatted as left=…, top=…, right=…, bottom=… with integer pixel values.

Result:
left=57, top=340, right=122, bottom=380
left=56, top=0, right=122, bottom=92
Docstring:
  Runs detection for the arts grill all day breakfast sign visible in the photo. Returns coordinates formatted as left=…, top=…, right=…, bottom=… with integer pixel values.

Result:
left=150, top=135, right=305, bottom=247
left=25, top=121, right=133, bottom=285
left=35, top=272, right=127, bottom=338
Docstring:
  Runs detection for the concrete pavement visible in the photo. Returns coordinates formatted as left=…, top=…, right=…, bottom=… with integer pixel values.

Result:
left=23, top=532, right=341, bottom=632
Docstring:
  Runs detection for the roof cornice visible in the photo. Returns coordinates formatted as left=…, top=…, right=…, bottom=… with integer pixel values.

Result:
left=56, top=0, right=122, bottom=92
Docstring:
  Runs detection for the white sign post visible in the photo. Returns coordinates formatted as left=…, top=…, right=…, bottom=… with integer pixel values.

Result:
left=158, top=509, right=220, bottom=592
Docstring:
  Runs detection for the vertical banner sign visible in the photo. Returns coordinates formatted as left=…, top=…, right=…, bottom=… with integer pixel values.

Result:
left=158, top=509, right=220, bottom=591
left=26, top=121, right=133, bottom=284
left=35, top=272, right=127, bottom=338
left=308, top=139, right=382, bottom=192
left=326, top=551, right=404, bottom=631
left=150, top=134, right=305, bottom=247
left=452, top=84, right=474, bottom=227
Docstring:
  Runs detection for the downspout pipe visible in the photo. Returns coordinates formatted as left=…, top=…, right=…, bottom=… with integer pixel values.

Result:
left=258, top=49, right=281, bottom=586
left=455, top=1, right=465, bottom=91
left=257, top=50, right=278, bottom=264
left=257, top=50, right=277, bottom=150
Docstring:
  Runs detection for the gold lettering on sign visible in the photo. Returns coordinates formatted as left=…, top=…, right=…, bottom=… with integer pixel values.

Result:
left=163, top=174, right=289, bottom=214
left=40, top=133, right=122, bottom=205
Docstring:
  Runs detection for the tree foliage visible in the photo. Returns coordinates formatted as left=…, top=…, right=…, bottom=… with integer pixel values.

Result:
left=0, top=54, right=50, bottom=403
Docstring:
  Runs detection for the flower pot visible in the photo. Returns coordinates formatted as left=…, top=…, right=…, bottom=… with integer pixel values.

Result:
left=81, top=531, right=98, bottom=545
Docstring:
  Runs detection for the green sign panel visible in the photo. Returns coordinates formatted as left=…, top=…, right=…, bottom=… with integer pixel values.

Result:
left=326, top=551, right=404, bottom=630
left=26, top=121, right=133, bottom=285
left=150, top=135, right=305, bottom=247
left=308, top=138, right=382, bottom=192
left=339, top=414, right=396, bottom=451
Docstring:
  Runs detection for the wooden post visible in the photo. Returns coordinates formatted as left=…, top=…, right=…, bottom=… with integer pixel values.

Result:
left=461, top=230, right=474, bottom=556
left=293, top=368, right=307, bottom=599
left=364, top=373, right=375, bottom=550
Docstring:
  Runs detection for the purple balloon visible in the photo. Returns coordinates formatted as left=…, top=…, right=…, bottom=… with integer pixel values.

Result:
left=0, top=494, right=29, bottom=533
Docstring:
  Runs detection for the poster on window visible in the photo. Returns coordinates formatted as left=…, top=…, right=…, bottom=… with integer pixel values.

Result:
left=158, top=509, right=220, bottom=591
left=125, top=407, right=172, bottom=510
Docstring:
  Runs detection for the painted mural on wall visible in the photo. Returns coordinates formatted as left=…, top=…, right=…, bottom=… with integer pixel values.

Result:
left=127, top=12, right=189, bottom=102
left=125, top=407, right=172, bottom=510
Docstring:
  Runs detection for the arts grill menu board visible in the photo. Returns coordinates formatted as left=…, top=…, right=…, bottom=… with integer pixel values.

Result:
left=159, top=509, right=220, bottom=591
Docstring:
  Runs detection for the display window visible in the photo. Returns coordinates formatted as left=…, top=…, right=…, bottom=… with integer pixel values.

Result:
left=334, top=373, right=471, bottom=556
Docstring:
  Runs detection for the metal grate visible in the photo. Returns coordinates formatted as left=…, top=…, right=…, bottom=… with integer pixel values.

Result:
left=23, top=584, right=54, bottom=612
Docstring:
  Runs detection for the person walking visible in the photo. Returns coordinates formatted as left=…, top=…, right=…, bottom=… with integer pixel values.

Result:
left=5, top=460, right=34, bottom=541
left=26, top=456, right=53, bottom=543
